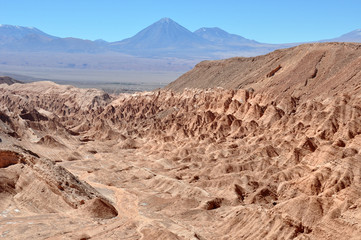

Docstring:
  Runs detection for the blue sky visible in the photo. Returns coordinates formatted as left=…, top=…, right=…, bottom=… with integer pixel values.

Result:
left=1, top=0, right=361, bottom=43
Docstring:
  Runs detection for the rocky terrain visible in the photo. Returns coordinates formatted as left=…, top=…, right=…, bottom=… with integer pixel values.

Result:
left=0, top=42, right=361, bottom=239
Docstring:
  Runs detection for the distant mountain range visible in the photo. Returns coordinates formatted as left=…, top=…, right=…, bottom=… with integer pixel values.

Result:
left=108, top=18, right=275, bottom=58
left=0, top=24, right=107, bottom=53
left=0, top=18, right=360, bottom=71
left=322, top=29, right=361, bottom=43
left=0, top=18, right=280, bottom=58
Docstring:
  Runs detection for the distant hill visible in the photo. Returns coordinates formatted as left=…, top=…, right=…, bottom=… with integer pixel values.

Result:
left=0, top=24, right=56, bottom=51
left=322, top=29, right=361, bottom=43
left=0, top=76, right=22, bottom=85
left=0, top=24, right=56, bottom=41
left=0, top=24, right=107, bottom=53
left=194, top=27, right=258, bottom=45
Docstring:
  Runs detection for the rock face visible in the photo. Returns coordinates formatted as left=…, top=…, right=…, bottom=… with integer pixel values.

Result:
left=0, top=43, right=361, bottom=239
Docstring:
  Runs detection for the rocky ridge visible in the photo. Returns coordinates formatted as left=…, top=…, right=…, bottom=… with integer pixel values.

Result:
left=167, top=42, right=361, bottom=100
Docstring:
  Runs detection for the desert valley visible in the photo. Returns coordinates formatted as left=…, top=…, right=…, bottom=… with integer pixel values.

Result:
left=0, top=42, right=361, bottom=239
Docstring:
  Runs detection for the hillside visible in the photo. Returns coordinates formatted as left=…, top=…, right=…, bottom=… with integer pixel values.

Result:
left=167, top=42, right=361, bottom=99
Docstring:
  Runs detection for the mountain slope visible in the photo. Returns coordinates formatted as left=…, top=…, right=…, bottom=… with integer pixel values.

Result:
left=166, top=42, right=361, bottom=99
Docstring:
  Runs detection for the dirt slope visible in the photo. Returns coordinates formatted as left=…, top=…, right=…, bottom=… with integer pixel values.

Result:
left=167, top=42, right=361, bottom=99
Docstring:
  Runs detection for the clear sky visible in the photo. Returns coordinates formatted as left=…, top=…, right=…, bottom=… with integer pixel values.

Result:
left=1, top=0, right=361, bottom=43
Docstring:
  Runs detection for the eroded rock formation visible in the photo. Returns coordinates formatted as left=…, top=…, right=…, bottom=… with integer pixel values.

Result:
left=0, top=43, right=361, bottom=239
